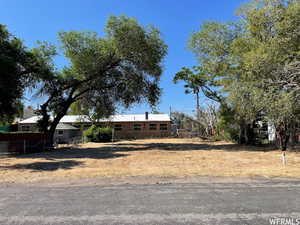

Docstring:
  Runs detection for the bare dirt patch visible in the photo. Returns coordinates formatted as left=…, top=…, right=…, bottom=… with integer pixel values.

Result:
left=0, top=138, right=299, bottom=183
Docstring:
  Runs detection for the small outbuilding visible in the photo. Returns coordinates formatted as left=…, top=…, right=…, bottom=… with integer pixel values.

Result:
left=54, top=123, right=80, bottom=144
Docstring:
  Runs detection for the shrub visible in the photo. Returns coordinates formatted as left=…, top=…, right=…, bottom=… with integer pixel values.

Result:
left=96, top=127, right=113, bottom=142
left=214, top=104, right=239, bottom=142
left=212, top=128, right=239, bottom=142
left=83, top=125, right=97, bottom=142
left=83, top=125, right=112, bottom=142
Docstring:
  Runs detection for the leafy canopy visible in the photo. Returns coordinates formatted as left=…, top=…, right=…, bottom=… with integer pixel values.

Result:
left=0, top=24, right=50, bottom=122
left=33, top=15, right=167, bottom=139
left=178, top=0, right=300, bottom=147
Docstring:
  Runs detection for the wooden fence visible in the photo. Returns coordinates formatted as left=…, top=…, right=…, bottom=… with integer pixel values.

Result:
left=0, top=133, right=50, bottom=155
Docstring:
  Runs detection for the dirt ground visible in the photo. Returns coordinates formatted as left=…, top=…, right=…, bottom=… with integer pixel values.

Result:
left=0, top=138, right=300, bottom=183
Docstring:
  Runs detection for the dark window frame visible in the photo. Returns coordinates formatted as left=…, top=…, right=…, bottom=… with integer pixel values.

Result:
left=133, top=124, right=142, bottom=131
left=159, top=124, right=168, bottom=130
left=149, top=124, right=157, bottom=130
left=114, top=124, right=122, bottom=131
left=21, top=125, right=30, bottom=131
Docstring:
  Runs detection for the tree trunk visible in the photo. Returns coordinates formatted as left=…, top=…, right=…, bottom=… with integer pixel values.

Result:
left=39, top=103, right=51, bottom=133
left=196, top=91, right=201, bottom=136
left=276, top=121, right=290, bottom=151
left=289, top=123, right=297, bottom=149
left=239, top=121, right=246, bottom=144
left=40, top=95, right=75, bottom=148
left=238, top=120, right=255, bottom=145
left=246, top=122, right=255, bottom=145
left=48, top=103, right=73, bottom=147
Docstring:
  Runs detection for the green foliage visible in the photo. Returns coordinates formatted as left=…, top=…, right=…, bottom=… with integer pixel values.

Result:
left=68, top=102, right=89, bottom=115
left=83, top=125, right=96, bottom=141
left=0, top=125, right=10, bottom=132
left=0, top=25, right=49, bottom=122
left=151, top=108, right=161, bottom=114
left=173, top=66, right=223, bottom=102
left=97, top=127, right=113, bottom=142
left=181, top=0, right=300, bottom=147
left=83, top=125, right=112, bottom=142
left=171, top=111, right=195, bottom=130
left=234, top=0, right=300, bottom=148
left=215, top=104, right=239, bottom=142
left=33, top=15, right=167, bottom=140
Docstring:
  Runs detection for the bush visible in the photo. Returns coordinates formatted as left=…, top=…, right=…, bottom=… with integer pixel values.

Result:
left=214, top=104, right=240, bottom=142
left=212, top=128, right=239, bottom=142
left=83, top=125, right=96, bottom=142
left=96, top=127, right=113, bottom=142
left=83, top=125, right=112, bottom=142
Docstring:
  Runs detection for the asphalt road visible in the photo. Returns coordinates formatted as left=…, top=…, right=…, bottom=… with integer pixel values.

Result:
left=1, top=180, right=300, bottom=225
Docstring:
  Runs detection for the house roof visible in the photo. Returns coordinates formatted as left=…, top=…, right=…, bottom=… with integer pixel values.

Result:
left=18, top=116, right=41, bottom=124
left=56, top=123, right=79, bottom=130
left=101, top=114, right=171, bottom=122
left=23, top=106, right=36, bottom=119
left=18, top=114, right=171, bottom=124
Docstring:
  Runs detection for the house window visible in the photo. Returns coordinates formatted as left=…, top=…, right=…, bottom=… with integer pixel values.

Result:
left=58, top=130, right=64, bottom=136
left=160, top=124, right=168, bottom=130
left=149, top=124, right=157, bottom=130
left=21, top=125, right=30, bottom=131
left=114, top=124, right=122, bottom=131
left=133, top=124, right=142, bottom=131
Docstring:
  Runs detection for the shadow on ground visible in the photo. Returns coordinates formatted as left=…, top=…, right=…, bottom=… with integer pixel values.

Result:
left=1, top=140, right=297, bottom=174
left=111, top=142, right=277, bottom=152
left=0, top=160, right=83, bottom=172
left=17, top=147, right=129, bottom=160
left=1, top=147, right=128, bottom=171
left=6, top=140, right=278, bottom=162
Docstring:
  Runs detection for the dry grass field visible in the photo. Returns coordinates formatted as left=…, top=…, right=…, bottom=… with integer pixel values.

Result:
left=0, top=138, right=300, bottom=183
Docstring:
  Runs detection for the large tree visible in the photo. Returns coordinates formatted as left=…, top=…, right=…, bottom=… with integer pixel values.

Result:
left=232, top=0, right=300, bottom=150
left=176, top=21, right=251, bottom=142
left=0, top=25, right=50, bottom=122
left=173, top=66, right=223, bottom=135
left=33, top=16, right=167, bottom=144
left=178, top=0, right=300, bottom=149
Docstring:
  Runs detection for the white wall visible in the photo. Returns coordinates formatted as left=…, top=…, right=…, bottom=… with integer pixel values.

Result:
left=268, top=123, right=276, bottom=141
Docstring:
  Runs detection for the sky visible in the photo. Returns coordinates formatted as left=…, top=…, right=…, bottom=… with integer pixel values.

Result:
left=1, top=0, right=246, bottom=115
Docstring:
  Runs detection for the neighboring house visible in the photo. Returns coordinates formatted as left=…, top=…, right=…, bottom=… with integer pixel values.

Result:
left=54, top=123, right=80, bottom=144
left=268, top=123, right=300, bottom=144
left=22, top=106, right=36, bottom=120
left=268, top=124, right=276, bottom=142
left=12, top=106, right=36, bottom=129
left=18, top=112, right=171, bottom=141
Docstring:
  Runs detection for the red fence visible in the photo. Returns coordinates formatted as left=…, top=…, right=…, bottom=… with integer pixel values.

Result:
left=0, top=133, right=50, bottom=155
